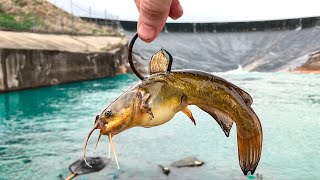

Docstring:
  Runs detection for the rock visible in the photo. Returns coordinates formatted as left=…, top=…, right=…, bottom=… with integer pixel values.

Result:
left=170, top=156, right=205, bottom=168
left=159, top=165, right=170, bottom=175
left=294, top=50, right=320, bottom=73
left=57, top=173, right=63, bottom=180
left=69, top=157, right=110, bottom=175
left=22, top=159, right=32, bottom=164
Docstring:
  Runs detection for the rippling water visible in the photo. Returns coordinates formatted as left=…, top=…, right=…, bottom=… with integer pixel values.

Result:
left=1, top=72, right=320, bottom=180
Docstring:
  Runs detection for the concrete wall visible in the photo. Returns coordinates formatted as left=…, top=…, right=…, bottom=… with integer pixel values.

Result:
left=0, top=57, right=4, bottom=90
left=0, top=46, right=128, bottom=92
left=120, top=16, right=320, bottom=32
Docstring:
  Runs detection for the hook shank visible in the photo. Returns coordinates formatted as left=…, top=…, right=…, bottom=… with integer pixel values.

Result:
left=128, top=33, right=145, bottom=80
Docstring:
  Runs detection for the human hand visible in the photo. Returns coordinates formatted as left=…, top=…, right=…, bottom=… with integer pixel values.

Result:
left=135, top=0, right=183, bottom=43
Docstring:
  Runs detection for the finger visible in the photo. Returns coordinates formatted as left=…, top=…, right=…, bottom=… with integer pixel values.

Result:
left=169, top=0, right=183, bottom=20
left=137, top=0, right=172, bottom=43
left=134, top=0, right=141, bottom=12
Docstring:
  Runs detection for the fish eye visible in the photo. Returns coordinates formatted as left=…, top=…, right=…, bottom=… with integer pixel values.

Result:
left=105, top=110, right=112, bottom=118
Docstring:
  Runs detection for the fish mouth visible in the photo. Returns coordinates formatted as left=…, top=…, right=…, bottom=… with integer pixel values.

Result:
left=83, top=120, right=121, bottom=169
left=97, top=121, right=107, bottom=133
left=99, top=127, right=108, bottom=135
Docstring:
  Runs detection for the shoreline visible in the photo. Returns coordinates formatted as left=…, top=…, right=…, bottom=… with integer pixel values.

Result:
left=291, top=69, right=320, bottom=74
left=293, top=51, right=320, bottom=74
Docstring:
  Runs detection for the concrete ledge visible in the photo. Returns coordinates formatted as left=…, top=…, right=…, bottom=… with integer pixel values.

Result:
left=0, top=46, right=128, bottom=92
left=0, top=31, right=129, bottom=92
left=0, top=31, right=126, bottom=53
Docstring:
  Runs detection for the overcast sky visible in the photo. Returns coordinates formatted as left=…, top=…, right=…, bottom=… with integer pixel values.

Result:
left=49, top=0, right=320, bottom=22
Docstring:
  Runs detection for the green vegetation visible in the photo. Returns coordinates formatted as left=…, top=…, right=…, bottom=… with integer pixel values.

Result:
left=92, top=28, right=106, bottom=35
left=0, top=12, right=44, bottom=31
left=0, top=0, right=117, bottom=35
left=99, top=47, right=108, bottom=52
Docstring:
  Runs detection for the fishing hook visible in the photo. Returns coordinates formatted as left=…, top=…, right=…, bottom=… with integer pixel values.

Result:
left=128, top=32, right=173, bottom=80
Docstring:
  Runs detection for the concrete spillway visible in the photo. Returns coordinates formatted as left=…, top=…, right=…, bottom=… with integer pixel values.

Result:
left=127, top=26, right=320, bottom=72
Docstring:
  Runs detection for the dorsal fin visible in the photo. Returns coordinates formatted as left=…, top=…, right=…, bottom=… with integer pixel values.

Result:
left=235, top=88, right=253, bottom=106
left=149, top=49, right=170, bottom=75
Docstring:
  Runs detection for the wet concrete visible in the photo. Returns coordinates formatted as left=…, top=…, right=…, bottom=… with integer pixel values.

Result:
left=0, top=31, right=129, bottom=92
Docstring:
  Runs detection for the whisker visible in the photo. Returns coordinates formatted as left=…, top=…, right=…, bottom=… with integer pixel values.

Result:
left=108, top=142, right=111, bottom=158
left=108, top=134, right=120, bottom=169
left=83, top=123, right=98, bottom=168
left=94, top=133, right=102, bottom=154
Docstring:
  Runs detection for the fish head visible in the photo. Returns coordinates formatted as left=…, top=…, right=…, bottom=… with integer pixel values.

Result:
left=95, top=90, right=141, bottom=136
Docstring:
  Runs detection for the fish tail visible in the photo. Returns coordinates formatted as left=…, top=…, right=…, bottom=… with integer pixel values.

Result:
left=237, top=112, right=262, bottom=175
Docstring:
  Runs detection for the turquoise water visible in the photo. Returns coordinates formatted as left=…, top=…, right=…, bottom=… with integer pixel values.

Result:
left=1, top=72, right=320, bottom=180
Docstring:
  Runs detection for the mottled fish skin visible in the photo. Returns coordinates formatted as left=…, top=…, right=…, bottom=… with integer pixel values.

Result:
left=95, top=70, right=262, bottom=175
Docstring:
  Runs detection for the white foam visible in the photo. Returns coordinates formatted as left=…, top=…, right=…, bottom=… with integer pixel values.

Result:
left=212, top=65, right=250, bottom=75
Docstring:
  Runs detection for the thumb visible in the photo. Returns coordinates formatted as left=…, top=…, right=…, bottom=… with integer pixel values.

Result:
left=137, top=0, right=172, bottom=43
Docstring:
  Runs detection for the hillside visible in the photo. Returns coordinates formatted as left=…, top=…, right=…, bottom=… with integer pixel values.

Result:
left=0, top=0, right=117, bottom=35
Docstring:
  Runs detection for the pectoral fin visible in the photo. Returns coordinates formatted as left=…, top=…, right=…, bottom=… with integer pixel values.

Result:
left=197, top=105, right=233, bottom=137
left=181, top=107, right=196, bottom=126
left=136, top=91, right=154, bottom=118
left=142, top=104, right=154, bottom=118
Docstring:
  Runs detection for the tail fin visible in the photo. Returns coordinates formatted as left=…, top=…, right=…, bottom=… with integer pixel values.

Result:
left=197, top=104, right=262, bottom=175
left=236, top=108, right=262, bottom=175
left=237, top=120, right=262, bottom=175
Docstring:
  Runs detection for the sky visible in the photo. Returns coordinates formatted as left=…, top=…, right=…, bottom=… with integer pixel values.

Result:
left=48, top=0, right=320, bottom=23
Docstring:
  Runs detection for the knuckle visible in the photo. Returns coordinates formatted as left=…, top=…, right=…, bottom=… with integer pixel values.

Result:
left=140, top=0, right=170, bottom=19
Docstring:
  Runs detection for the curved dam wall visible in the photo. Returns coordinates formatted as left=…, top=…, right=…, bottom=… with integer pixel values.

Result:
left=126, top=25, right=320, bottom=73
left=0, top=32, right=129, bottom=92
left=120, top=16, right=320, bottom=32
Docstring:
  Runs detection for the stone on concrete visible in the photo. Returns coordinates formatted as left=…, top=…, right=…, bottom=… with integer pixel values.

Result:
left=170, top=156, right=205, bottom=168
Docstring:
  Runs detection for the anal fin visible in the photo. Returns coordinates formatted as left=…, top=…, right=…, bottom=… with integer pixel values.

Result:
left=197, top=105, right=233, bottom=137
left=181, top=107, right=196, bottom=126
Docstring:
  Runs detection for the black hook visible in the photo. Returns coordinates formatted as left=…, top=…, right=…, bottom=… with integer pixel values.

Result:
left=128, top=33, right=144, bottom=80
left=128, top=32, right=173, bottom=80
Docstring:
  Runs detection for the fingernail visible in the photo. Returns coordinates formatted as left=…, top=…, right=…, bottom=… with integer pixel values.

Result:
left=138, top=23, right=156, bottom=42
